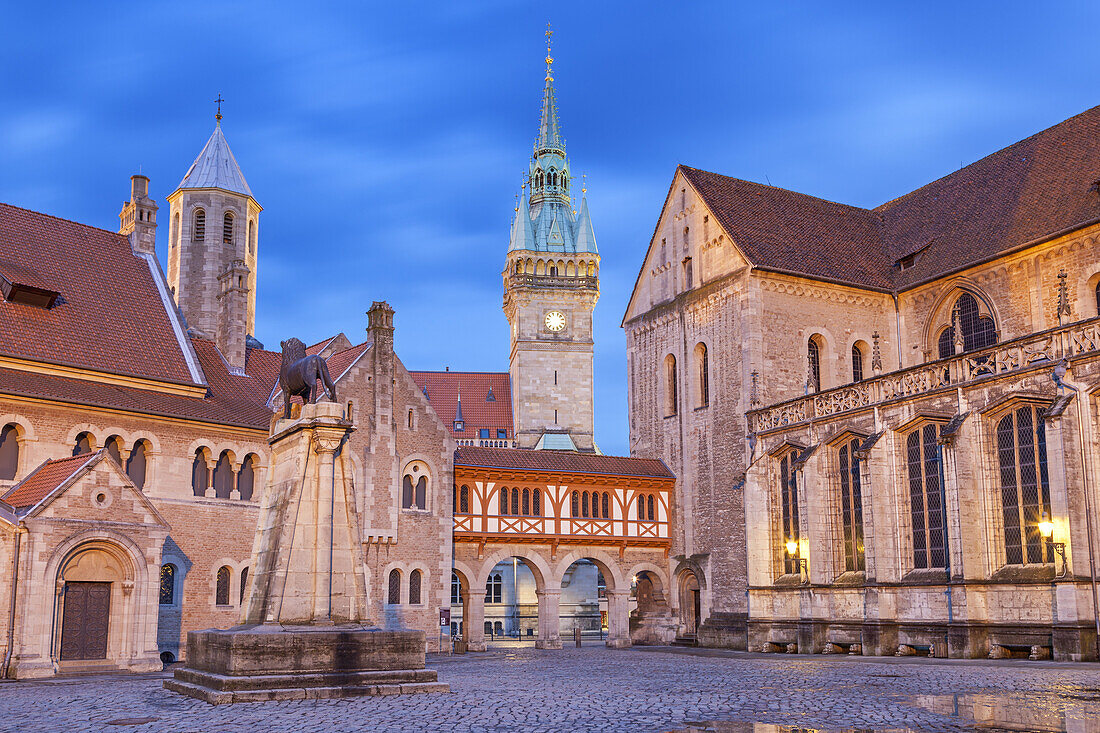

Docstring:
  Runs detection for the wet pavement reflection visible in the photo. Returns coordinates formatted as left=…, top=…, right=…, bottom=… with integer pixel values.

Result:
left=670, top=691, right=1100, bottom=732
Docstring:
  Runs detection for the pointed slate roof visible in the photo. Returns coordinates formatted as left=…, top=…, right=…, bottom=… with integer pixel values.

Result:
left=573, top=197, right=598, bottom=254
left=176, top=123, right=254, bottom=198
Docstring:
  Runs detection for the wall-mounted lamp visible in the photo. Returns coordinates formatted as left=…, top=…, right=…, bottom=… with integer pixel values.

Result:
left=1038, top=511, right=1068, bottom=579
left=786, top=538, right=808, bottom=582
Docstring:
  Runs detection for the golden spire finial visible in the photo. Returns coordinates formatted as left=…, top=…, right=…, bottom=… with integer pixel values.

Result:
left=214, top=93, right=224, bottom=123
left=545, top=23, right=554, bottom=81
left=582, top=172, right=587, bottom=195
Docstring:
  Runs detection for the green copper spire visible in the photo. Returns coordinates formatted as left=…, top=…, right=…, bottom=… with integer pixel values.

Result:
left=536, top=24, right=564, bottom=154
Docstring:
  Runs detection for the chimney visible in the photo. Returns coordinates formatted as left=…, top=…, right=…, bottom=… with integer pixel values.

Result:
left=216, top=259, right=251, bottom=373
left=365, top=301, right=396, bottom=451
left=118, top=174, right=158, bottom=255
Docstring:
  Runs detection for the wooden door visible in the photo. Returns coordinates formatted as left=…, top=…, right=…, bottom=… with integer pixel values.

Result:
left=60, top=582, right=111, bottom=660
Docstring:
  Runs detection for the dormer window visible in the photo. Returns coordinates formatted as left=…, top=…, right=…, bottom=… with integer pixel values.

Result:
left=453, top=419, right=465, bottom=432
left=897, top=253, right=916, bottom=271
left=486, top=388, right=495, bottom=402
left=0, top=272, right=59, bottom=309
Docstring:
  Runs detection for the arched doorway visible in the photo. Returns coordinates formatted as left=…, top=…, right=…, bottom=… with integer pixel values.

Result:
left=559, top=559, right=605, bottom=644
left=678, top=569, right=702, bottom=637
left=55, top=542, right=132, bottom=668
left=628, top=568, right=677, bottom=645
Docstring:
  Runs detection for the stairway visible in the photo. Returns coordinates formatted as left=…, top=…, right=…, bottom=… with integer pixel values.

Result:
left=671, top=633, right=698, bottom=647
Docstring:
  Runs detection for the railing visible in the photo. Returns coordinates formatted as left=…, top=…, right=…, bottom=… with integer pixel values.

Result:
left=454, top=511, right=669, bottom=542
left=455, top=438, right=517, bottom=448
left=508, top=274, right=598, bottom=291
left=749, top=316, right=1100, bottom=434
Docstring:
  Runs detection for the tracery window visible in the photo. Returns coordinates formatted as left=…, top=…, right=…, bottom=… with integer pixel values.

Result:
left=997, top=405, right=1052, bottom=565
left=0, top=424, right=19, bottom=481
left=837, top=438, right=865, bottom=572
left=907, top=425, right=946, bottom=569
left=159, top=564, right=176, bottom=605
left=401, top=463, right=428, bottom=509
left=937, top=292, right=997, bottom=358
left=485, top=573, right=502, bottom=603
left=779, top=453, right=800, bottom=575
left=388, top=569, right=401, bottom=604
left=409, top=570, right=422, bottom=605
left=215, top=566, right=231, bottom=606
left=851, top=344, right=864, bottom=383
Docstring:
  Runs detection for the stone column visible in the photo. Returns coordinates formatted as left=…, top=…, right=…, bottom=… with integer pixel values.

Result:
left=535, top=589, right=562, bottom=649
left=605, top=589, right=632, bottom=649
left=312, top=430, right=342, bottom=622
left=465, top=593, right=486, bottom=651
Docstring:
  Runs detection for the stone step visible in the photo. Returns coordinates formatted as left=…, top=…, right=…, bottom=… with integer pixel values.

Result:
left=172, top=666, right=439, bottom=692
left=671, top=634, right=698, bottom=647
left=164, top=677, right=449, bottom=705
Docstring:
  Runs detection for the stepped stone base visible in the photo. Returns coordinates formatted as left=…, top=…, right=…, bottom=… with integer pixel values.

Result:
left=164, top=624, right=448, bottom=704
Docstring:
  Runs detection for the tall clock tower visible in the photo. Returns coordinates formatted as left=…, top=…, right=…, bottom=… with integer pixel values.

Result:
left=504, top=35, right=599, bottom=452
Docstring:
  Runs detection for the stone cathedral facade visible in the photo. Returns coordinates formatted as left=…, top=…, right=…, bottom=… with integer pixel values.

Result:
left=625, top=107, right=1100, bottom=660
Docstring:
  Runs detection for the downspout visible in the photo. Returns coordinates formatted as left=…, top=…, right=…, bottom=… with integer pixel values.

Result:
left=936, top=442, right=953, bottom=650
left=1054, top=366, right=1100, bottom=660
left=2, top=526, right=24, bottom=679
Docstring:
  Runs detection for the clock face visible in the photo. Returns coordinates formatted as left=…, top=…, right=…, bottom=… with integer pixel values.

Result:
left=545, top=310, right=567, bottom=332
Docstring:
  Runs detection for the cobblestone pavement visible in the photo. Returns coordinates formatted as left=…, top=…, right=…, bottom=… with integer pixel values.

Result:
left=2, top=647, right=1100, bottom=732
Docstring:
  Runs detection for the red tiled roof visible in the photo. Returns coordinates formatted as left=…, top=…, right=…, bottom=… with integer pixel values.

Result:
left=327, top=341, right=371, bottom=379
left=455, top=447, right=674, bottom=479
left=0, top=202, right=197, bottom=383
left=680, top=105, right=1100, bottom=292
left=2, top=452, right=97, bottom=510
left=0, top=341, right=274, bottom=430
left=409, top=371, right=512, bottom=438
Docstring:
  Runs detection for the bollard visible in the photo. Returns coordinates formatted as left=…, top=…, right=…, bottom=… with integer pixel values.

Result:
left=574, top=627, right=582, bottom=648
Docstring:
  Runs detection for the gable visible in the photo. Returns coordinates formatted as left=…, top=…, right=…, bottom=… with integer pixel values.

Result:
left=22, top=453, right=169, bottom=529
left=622, top=169, right=751, bottom=325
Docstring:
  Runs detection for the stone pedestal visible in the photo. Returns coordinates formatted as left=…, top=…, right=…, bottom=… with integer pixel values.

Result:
left=167, top=402, right=448, bottom=703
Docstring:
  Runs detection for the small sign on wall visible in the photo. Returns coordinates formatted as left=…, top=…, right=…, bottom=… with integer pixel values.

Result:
left=439, top=608, right=451, bottom=627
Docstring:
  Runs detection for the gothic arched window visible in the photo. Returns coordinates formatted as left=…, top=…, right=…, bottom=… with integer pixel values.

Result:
left=938, top=292, right=997, bottom=358
left=1095, top=280, right=1100, bottom=315
left=192, top=209, right=205, bottom=242
left=126, top=440, right=148, bottom=490
left=0, top=424, right=19, bottom=481
left=647, top=495, right=655, bottom=521
left=223, top=212, right=234, bottom=246
left=388, top=569, right=401, bottom=604
left=532, top=488, right=541, bottom=516
left=522, top=488, right=530, bottom=516
left=581, top=491, right=590, bottom=518
left=402, top=464, right=427, bottom=510
left=409, top=569, right=422, bottom=605
left=851, top=343, right=864, bottom=383
left=907, top=425, right=946, bottom=569
left=248, top=218, right=256, bottom=254
left=636, top=494, right=645, bottom=520
left=779, top=453, right=800, bottom=574
left=215, top=566, right=231, bottom=606
left=571, top=490, right=579, bottom=517
left=499, top=487, right=509, bottom=515
left=838, top=438, right=865, bottom=572
left=601, top=491, right=610, bottom=519
left=997, top=405, right=1052, bottom=565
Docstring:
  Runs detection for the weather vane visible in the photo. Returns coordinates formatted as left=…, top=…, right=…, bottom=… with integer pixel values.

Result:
left=545, top=23, right=554, bottom=81
left=214, top=93, right=224, bottom=123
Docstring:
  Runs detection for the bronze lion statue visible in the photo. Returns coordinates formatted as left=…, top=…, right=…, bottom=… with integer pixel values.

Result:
left=278, top=337, right=337, bottom=418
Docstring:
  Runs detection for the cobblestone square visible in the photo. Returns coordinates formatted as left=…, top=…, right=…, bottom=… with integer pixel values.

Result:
left=3, top=647, right=1100, bottom=732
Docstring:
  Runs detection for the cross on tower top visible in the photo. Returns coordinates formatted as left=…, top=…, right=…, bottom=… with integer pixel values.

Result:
left=214, top=94, right=224, bottom=123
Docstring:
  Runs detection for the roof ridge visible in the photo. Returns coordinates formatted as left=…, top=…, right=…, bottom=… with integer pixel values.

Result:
left=0, top=201, right=129, bottom=240
left=874, top=105, right=1100, bottom=212
left=678, top=165, right=876, bottom=216
left=409, top=370, right=509, bottom=376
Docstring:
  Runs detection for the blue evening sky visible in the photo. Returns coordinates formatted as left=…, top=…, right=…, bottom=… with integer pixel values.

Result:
left=2, top=3, right=1098, bottom=455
